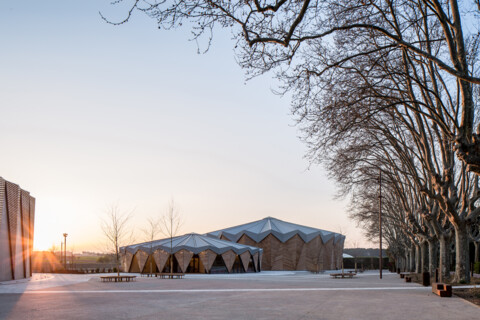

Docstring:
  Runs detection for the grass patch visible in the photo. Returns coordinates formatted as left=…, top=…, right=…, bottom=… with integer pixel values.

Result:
left=454, top=287, right=480, bottom=306
left=74, top=256, right=99, bottom=263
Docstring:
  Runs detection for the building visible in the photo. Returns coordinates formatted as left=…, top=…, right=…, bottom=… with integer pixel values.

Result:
left=207, top=217, right=345, bottom=272
left=0, top=177, right=35, bottom=281
left=342, top=248, right=390, bottom=270
left=121, top=233, right=262, bottom=274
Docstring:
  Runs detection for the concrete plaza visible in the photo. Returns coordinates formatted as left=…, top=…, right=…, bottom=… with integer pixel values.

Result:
left=0, top=271, right=478, bottom=319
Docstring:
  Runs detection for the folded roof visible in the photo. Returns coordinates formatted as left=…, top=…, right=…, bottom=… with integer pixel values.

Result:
left=121, top=233, right=263, bottom=255
left=206, top=216, right=345, bottom=244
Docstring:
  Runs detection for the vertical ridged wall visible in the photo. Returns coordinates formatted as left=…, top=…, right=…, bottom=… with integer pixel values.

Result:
left=236, top=232, right=345, bottom=272
left=0, top=177, right=35, bottom=281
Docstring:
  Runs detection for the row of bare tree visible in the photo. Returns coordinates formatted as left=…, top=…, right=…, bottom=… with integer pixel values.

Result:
left=105, top=1, right=480, bottom=281
left=101, top=199, right=183, bottom=275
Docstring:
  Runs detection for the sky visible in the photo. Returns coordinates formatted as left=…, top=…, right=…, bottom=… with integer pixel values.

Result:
left=0, top=0, right=374, bottom=252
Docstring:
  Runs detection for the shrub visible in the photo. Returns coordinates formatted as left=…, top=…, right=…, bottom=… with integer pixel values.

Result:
left=96, top=254, right=115, bottom=263
left=474, top=262, right=480, bottom=274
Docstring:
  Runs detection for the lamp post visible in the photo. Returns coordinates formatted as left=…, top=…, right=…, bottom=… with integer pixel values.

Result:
left=379, top=170, right=383, bottom=279
left=63, top=233, right=68, bottom=270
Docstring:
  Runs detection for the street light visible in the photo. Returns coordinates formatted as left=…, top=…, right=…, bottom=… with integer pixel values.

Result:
left=63, top=233, right=68, bottom=270
left=378, top=170, right=383, bottom=280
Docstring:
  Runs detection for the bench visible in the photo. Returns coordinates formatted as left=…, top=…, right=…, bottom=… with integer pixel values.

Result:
left=432, top=283, right=452, bottom=297
left=100, top=276, right=136, bottom=282
left=400, top=272, right=411, bottom=279
left=140, top=273, right=155, bottom=277
left=405, top=276, right=412, bottom=282
left=157, top=273, right=185, bottom=279
left=330, top=273, right=356, bottom=279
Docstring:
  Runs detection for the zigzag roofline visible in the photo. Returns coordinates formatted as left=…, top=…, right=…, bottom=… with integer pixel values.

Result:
left=120, top=233, right=263, bottom=256
left=206, top=217, right=346, bottom=244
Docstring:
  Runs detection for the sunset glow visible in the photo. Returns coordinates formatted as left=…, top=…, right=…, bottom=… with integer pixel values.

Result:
left=1, top=1, right=371, bottom=253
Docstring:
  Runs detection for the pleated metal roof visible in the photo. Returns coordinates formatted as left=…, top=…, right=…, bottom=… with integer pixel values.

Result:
left=206, top=217, right=345, bottom=244
left=121, top=233, right=263, bottom=255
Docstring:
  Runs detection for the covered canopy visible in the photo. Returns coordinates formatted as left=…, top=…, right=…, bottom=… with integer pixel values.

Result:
left=120, top=233, right=262, bottom=274
left=121, top=233, right=262, bottom=256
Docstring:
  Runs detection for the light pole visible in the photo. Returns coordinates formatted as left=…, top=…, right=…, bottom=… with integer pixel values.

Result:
left=379, top=170, right=383, bottom=279
left=63, top=233, right=68, bottom=270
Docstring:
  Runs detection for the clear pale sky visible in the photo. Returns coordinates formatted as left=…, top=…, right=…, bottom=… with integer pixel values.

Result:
left=0, top=0, right=373, bottom=252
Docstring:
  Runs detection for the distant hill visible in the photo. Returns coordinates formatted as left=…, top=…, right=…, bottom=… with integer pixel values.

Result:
left=343, top=248, right=388, bottom=258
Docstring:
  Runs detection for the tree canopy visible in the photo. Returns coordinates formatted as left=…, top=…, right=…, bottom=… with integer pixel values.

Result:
left=105, top=0, right=480, bottom=282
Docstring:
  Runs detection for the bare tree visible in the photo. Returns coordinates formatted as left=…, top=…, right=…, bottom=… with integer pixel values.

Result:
left=101, top=204, right=135, bottom=276
left=105, top=0, right=480, bottom=175
left=142, top=216, right=162, bottom=243
left=160, top=198, right=183, bottom=273
left=48, top=243, right=57, bottom=254
left=141, top=216, right=162, bottom=273
left=104, top=0, right=480, bottom=281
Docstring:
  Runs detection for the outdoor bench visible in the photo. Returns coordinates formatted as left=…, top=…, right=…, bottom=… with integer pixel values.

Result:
left=140, top=273, right=155, bottom=277
left=157, top=273, right=185, bottom=279
left=432, top=283, right=452, bottom=297
left=330, top=273, right=356, bottom=279
left=100, top=275, right=136, bottom=282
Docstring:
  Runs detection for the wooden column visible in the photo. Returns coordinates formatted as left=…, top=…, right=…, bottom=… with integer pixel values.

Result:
left=222, top=250, right=236, bottom=273
left=198, top=250, right=217, bottom=273
left=174, top=249, right=194, bottom=273
left=239, top=251, right=251, bottom=272
left=153, top=249, right=169, bottom=272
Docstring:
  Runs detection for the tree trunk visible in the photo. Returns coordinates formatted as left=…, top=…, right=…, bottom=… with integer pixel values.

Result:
left=474, top=241, right=480, bottom=263
left=453, top=223, right=470, bottom=283
left=116, top=248, right=120, bottom=276
left=438, top=235, right=450, bottom=282
left=427, top=239, right=437, bottom=274
left=409, top=246, right=415, bottom=272
left=405, top=252, right=409, bottom=272
left=415, top=244, right=420, bottom=273
left=420, top=241, right=428, bottom=272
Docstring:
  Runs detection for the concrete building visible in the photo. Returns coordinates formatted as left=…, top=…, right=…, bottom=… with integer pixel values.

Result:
left=121, top=233, right=262, bottom=274
left=207, top=217, right=345, bottom=272
left=0, top=177, right=35, bottom=281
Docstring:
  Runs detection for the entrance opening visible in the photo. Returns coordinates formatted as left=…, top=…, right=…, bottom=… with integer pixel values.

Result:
left=162, top=255, right=180, bottom=273
left=186, top=254, right=206, bottom=273
left=210, top=255, right=228, bottom=273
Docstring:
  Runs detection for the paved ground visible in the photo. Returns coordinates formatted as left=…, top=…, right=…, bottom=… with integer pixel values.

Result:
left=0, top=271, right=478, bottom=319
